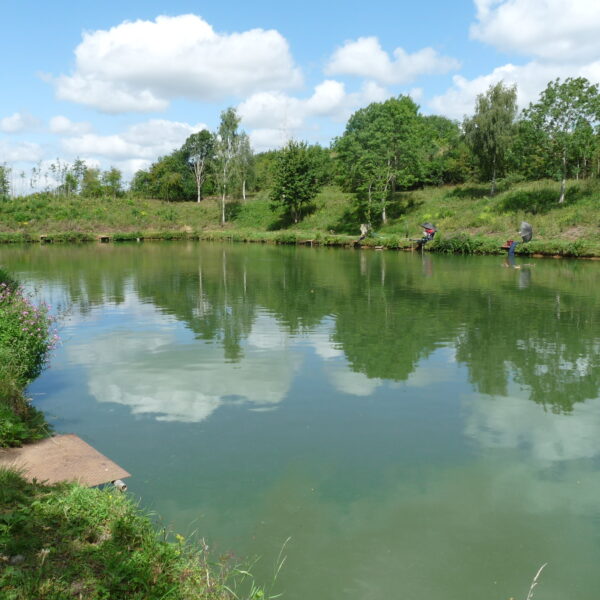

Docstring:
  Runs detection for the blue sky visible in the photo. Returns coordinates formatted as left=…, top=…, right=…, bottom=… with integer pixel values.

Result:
left=2, top=0, right=599, bottom=189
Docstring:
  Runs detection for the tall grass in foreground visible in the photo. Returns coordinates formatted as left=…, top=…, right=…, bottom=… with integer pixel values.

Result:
left=0, top=269, right=56, bottom=446
left=0, top=469, right=277, bottom=600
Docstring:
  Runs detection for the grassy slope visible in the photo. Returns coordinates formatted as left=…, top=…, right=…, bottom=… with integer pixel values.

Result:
left=0, top=178, right=599, bottom=255
left=0, top=469, right=267, bottom=600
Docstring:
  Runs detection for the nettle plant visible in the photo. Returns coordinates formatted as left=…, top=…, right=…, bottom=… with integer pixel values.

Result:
left=0, top=280, right=58, bottom=386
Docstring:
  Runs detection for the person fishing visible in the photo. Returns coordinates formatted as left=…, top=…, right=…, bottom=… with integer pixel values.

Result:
left=503, top=221, right=533, bottom=267
left=415, top=223, right=437, bottom=250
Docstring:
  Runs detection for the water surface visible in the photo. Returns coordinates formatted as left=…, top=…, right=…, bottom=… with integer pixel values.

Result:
left=2, top=242, right=600, bottom=600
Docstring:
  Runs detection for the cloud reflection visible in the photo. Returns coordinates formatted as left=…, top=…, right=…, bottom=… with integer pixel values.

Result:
left=464, top=384, right=600, bottom=463
left=69, top=322, right=300, bottom=422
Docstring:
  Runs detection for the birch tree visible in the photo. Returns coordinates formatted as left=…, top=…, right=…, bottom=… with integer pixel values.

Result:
left=216, top=108, right=240, bottom=224
left=182, top=129, right=215, bottom=203
left=463, top=81, right=517, bottom=195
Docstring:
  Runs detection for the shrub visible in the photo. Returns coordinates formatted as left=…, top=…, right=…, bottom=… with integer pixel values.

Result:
left=0, top=272, right=56, bottom=446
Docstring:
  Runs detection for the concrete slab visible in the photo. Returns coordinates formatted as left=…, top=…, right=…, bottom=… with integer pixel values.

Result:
left=0, top=434, right=130, bottom=487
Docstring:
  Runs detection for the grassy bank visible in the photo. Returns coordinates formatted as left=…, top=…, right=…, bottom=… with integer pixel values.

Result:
left=0, top=469, right=269, bottom=600
left=1, top=178, right=600, bottom=257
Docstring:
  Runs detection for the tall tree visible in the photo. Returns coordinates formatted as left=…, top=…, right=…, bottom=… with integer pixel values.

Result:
left=182, top=129, right=215, bottom=203
left=81, top=168, right=103, bottom=198
left=522, top=77, right=600, bottom=202
left=335, top=96, right=425, bottom=226
left=270, top=140, right=323, bottom=224
left=216, top=107, right=241, bottom=224
left=463, top=81, right=518, bottom=195
left=102, top=167, right=123, bottom=199
left=236, top=132, right=253, bottom=201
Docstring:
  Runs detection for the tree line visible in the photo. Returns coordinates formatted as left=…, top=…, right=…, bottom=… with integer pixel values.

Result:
left=2, top=76, right=600, bottom=227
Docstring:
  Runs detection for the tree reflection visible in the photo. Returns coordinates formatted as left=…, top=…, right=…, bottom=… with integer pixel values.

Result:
left=3, top=243, right=599, bottom=412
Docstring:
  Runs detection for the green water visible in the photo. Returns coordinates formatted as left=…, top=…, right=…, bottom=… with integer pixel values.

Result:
left=2, top=242, right=600, bottom=599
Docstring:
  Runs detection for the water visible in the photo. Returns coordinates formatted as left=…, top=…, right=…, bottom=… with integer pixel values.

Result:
left=2, top=242, right=600, bottom=599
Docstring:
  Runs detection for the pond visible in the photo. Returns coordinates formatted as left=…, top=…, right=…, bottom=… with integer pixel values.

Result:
left=2, top=242, right=600, bottom=600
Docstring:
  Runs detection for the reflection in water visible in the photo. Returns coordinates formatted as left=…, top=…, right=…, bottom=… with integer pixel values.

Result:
left=465, top=385, right=600, bottom=463
left=3, top=242, right=600, bottom=600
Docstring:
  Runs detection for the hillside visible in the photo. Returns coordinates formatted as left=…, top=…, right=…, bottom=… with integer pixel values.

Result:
left=1, top=178, right=599, bottom=257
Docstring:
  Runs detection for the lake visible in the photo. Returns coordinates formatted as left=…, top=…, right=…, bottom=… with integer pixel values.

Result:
left=2, top=241, right=600, bottom=600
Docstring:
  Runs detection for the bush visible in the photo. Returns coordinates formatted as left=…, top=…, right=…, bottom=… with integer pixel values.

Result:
left=0, top=272, right=56, bottom=447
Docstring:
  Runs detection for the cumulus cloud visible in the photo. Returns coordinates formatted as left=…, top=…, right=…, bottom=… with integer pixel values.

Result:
left=428, top=0, right=600, bottom=121
left=326, top=37, right=460, bottom=85
left=61, top=118, right=206, bottom=161
left=429, top=59, right=600, bottom=120
left=240, top=79, right=388, bottom=151
left=48, top=115, right=92, bottom=136
left=51, top=14, right=302, bottom=113
left=0, top=112, right=39, bottom=133
left=471, top=0, right=600, bottom=62
left=0, top=140, right=43, bottom=162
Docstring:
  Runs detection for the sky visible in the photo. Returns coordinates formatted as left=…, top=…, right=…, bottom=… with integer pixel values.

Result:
left=2, top=0, right=600, bottom=189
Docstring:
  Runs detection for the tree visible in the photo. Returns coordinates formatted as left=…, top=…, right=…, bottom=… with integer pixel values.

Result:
left=81, top=168, right=103, bottom=198
left=422, top=115, right=469, bottom=185
left=102, top=167, right=123, bottom=199
left=134, top=150, right=195, bottom=201
left=216, top=107, right=241, bottom=225
left=182, top=129, right=215, bottom=203
left=522, top=77, right=600, bottom=202
left=463, top=81, right=518, bottom=195
left=270, top=140, right=323, bottom=224
left=71, top=158, right=87, bottom=195
left=0, top=163, right=11, bottom=198
left=236, top=132, right=253, bottom=201
left=335, top=96, right=426, bottom=225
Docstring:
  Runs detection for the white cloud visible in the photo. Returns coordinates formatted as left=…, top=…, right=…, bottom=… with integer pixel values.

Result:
left=239, top=79, right=388, bottom=151
left=326, top=36, right=460, bottom=85
left=48, top=115, right=92, bottom=136
left=0, top=112, right=39, bottom=133
left=0, top=140, right=43, bottom=162
left=428, top=59, right=600, bottom=120
left=51, top=14, right=302, bottom=113
left=61, top=118, right=206, bottom=161
left=471, top=0, right=600, bottom=62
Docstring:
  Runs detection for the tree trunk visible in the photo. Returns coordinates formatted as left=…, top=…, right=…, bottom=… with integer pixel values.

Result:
left=221, top=190, right=226, bottom=225
left=242, top=179, right=246, bottom=201
left=558, top=150, right=567, bottom=203
left=558, top=178, right=566, bottom=203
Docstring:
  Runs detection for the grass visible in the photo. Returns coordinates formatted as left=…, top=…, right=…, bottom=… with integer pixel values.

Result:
left=1, top=178, right=600, bottom=256
left=0, top=469, right=274, bottom=600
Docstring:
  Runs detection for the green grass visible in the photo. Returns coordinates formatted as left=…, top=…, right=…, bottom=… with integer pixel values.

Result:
left=2, top=178, right=600, bottom=256
left=0, top=469, right=273, bottom=600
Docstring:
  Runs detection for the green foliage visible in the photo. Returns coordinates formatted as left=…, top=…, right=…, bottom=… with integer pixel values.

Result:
left=521, top=77, right=600, bottom=201
left=0, top=163, right=11, bottom=198
left=464, top=81, right=518, bottom=192
left=270, top=141, right=325, bottom=225
left=101, top=167, right=123, bottom=199
left=0, top=469, right=270, bottom=599
left=335, top=95, right=458, bottom=226
left=0, top=270, right=55, bottom=447
left=182, top=129, right=216, bottom=203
